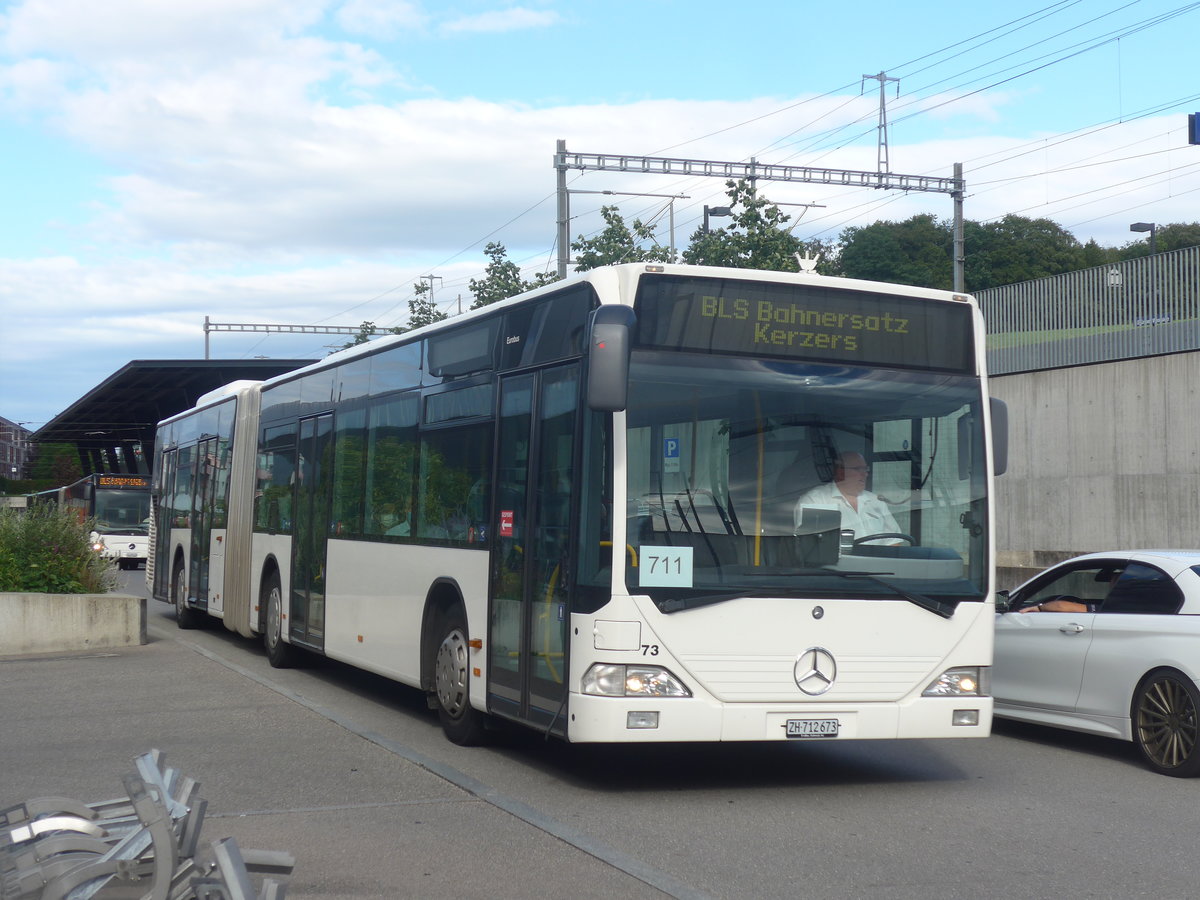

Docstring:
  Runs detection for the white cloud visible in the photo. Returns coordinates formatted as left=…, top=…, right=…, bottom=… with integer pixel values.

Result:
left=0, top=0, right=325, bottom=61
left=335, top=0, right=426, bottom=39
left=2, top=0, right=1197, bottom=427
left=905, top=88, right=1026, bottom=125
left=439, top=6, right=560, bottom=35
left=0, top=56, right=68, bottom=111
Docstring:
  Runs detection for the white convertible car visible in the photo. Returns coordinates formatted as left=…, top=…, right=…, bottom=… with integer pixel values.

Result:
left=994, top=550, right=1200, bottom=777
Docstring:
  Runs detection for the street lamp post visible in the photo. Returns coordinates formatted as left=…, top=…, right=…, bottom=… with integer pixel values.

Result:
left=1130, top=221, right=1157, bottom=257
left=1131, top=222, right=1161, bottom=323
left=703, top=205, right=733, bottom=232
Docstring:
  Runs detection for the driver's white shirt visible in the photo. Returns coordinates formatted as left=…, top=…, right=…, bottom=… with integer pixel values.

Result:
left=794, top=481, right=900, bottom=543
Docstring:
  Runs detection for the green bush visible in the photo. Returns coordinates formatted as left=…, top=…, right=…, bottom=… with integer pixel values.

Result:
left=0, top=505, right=118, bottom=594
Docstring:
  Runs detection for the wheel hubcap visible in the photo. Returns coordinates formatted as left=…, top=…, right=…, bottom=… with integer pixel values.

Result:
left=267, top=587, right=281, bottom=649
left=1138, top=677, right=1199, bottom=769
left=435, top=628, right=470, bottom=718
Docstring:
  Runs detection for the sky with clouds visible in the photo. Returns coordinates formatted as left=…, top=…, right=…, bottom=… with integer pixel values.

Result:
left=2, top=0, right=1199, bottom=432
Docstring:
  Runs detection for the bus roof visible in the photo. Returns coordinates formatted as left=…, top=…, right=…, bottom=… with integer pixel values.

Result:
left=249, top=264, right=976, bottom=396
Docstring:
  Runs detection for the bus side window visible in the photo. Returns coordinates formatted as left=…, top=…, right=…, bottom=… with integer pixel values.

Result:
left=365, top=393, right=418, bottom=539
left=256, top=425, right=298, bottom=534
left=417, top=422, right=492, bottom=544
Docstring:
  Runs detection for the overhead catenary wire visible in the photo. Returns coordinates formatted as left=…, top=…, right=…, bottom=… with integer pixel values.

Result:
left=272, top=1, right=1200, bottom=356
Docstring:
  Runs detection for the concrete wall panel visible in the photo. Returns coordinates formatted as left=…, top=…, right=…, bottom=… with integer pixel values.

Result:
left=991, top=352, right=1200, bottom=578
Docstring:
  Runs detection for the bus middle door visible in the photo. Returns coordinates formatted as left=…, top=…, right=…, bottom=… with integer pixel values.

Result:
left=188, top=437, right=218, bottom=611
left=290, top=413, right=332, bottom=652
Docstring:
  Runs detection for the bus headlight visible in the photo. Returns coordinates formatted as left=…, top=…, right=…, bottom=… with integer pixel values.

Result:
left=581, top=664, right=692, bottom=698
left=90, top=539, right=106, bottom=554
left=922, top=666, right=988, bottom=697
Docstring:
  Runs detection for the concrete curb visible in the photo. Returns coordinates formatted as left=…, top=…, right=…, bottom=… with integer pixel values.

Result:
left=0, top=592, right=146, bottom=656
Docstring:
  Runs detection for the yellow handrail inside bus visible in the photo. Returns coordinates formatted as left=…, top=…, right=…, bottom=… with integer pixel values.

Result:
left=753, top=392, right=764, bottom=566
left=600, top=540, right=638, bottom=567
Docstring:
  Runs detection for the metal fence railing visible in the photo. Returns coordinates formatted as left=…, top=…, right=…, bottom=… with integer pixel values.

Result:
left=977, top=245, right=1200, bottom=375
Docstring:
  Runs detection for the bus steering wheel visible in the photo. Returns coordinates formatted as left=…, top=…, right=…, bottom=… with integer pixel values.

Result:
left=852, top=533, right=916, bottom=546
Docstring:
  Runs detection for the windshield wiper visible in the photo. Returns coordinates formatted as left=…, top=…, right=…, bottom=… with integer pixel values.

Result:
left=743, top=569, right=956, bottom=618
left=831, top=571, right=955, bottom=618
left=658, top=573, right=957, bottom=618
left=660, top=592, right=750, bottom=613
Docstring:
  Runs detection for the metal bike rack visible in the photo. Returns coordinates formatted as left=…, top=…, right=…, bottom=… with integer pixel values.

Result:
left=1, top=750, right=293, bottom=900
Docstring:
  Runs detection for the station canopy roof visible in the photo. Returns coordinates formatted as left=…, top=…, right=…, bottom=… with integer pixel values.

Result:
left=33, top=359, right=314, bottom=473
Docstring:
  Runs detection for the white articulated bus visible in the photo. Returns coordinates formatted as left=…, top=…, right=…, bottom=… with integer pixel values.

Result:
left=149, top=263, right=1007, bottom=745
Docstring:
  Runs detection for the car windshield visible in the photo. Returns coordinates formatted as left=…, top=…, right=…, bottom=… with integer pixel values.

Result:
left=621, top=351, right=990, bottom=612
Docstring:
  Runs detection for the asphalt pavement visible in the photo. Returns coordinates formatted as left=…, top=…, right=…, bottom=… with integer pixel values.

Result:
left=0, top=602, right=675, bottom=900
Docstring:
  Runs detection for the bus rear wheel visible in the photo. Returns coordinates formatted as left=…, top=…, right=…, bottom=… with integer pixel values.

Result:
left=263, top=572, right=297, bottom=668
left=173, top=558, right=200, bottom=630
left=432, top=608, right=487, bottom=746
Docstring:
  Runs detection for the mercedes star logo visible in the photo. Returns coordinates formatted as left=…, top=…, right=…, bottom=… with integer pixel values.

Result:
left=794, top=647, right=837, bottom=696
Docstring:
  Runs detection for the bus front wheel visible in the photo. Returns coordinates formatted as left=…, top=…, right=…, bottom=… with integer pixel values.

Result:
left=263, top=572, right=297, bottom=668
left=432, top=608, right=487, bottom=746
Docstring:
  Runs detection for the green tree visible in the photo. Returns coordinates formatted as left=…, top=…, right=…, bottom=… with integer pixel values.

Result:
left=838, top=214, right=953, bottom=289
left=1080, top=238, right=1119, bottom=270
left=28, top=443, right=82, bottom=487
left=336, top=320, right=404, bottom=353
left=470, top=242, right=527, bottom=308
left=409, top=279, right=449, bottom=329
left=571, top=205, right=676, bottom=270
left=468, top=242, right=558, bottom=310
left=837, top=213, right=1099, bottom=291
left=681, top=180, right=805, bottom=271
left=965, top=215, right=1088, bottom=290
left=1120, top=222, right=1200, bottom=258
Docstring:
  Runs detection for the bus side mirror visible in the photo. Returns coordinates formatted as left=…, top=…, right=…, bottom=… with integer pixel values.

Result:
left=586, top=306, right=636, bottom=412
left=958, top=397, right=1009, bottom=479
left=990, top=397, right=1008, bottom=476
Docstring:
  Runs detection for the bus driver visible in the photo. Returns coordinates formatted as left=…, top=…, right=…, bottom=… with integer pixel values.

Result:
left=794, top=451, right=902, bottom=547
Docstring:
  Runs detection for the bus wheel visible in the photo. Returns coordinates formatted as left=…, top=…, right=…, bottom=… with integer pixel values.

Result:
left=173, top=559, right=200, bottom=630
left=432, top=608, right=487, bottom=746
left=263, top=572, right=297, bottom=668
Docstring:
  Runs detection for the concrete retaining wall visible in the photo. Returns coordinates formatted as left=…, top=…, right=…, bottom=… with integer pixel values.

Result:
left=991, top=351, right=1200, bottom=569
left=0, top=593, right=146, bottom=656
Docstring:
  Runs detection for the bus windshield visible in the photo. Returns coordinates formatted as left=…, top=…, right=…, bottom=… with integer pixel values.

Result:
left=92, top=488, right=151, bottom=535
left=622, top=351, right=989, bottom=611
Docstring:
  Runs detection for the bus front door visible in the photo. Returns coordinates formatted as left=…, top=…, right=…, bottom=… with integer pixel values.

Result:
left=290, top=413, right=332, bottom=652
left=489, top=366, right=579, bottom=735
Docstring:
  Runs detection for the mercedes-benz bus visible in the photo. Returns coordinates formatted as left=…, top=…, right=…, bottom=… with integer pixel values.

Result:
left=32, top=473, right=151, bottom=570
left=149, top=263, right=1007, bottom=745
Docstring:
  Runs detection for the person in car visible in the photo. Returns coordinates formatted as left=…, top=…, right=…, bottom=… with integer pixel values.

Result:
left=1019, top=597, right=1097, bottom=613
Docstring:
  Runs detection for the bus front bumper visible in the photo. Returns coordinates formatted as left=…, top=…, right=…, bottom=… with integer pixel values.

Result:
left=565, top=693, right=993, bottom=743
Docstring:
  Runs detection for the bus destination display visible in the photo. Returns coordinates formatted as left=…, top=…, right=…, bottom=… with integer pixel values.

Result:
left=97, top=475, right=151, bottom=489
left=634, top=276, right=974, bottom=373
